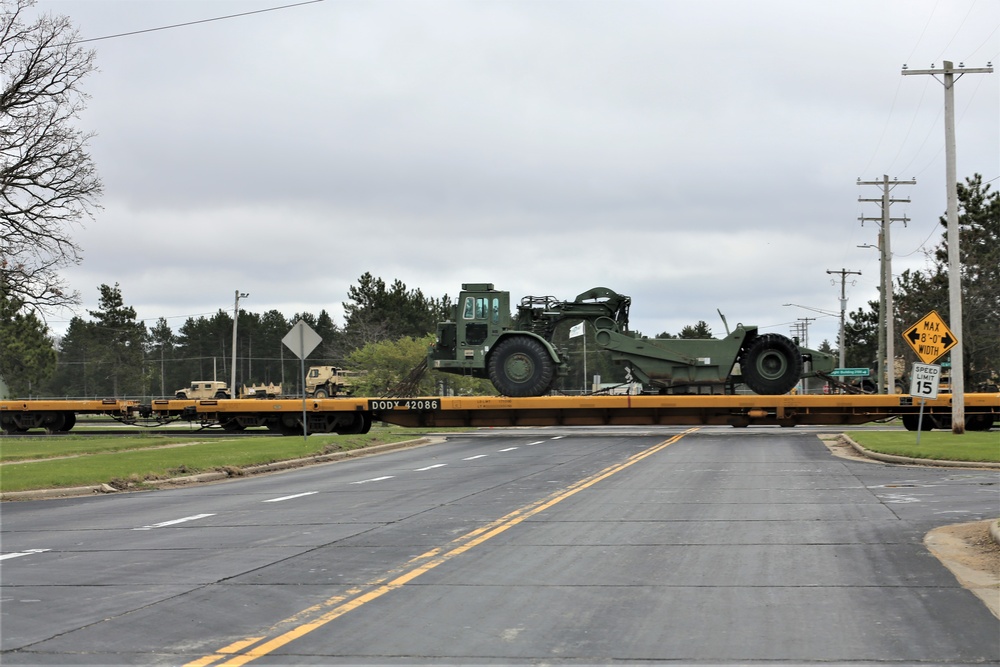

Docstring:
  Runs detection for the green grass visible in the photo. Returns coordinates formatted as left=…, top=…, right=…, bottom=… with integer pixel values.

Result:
left=0, top=427, right=446, bottom=493
left=846, top=430, right=1000, bottom=463
left=2, top=425, right=995, bottom=495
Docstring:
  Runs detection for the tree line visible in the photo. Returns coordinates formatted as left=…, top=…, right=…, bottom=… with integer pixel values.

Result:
left=0, top=272, right=455, bottom=398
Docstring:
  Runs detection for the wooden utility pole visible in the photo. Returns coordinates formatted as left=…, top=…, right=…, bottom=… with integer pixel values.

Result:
left=859, top=176, right=914, bottom=393
left=902, top=60, right=993, bottom=433
left=826, top=268, right=861, bottom=369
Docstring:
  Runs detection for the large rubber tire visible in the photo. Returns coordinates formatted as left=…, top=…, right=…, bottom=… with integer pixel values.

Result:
left=739, top=334, right=803, bottom=395
left=313, top=387, right=329, bottom=399
left=488, top=336, right=556, bottom=397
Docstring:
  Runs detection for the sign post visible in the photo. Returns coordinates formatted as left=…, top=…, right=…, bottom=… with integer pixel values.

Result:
left=908, top=363, right=941, bottom=444
left=902, top=310, right=960, bottom=436
left=282, top=320, right=322, bottom=439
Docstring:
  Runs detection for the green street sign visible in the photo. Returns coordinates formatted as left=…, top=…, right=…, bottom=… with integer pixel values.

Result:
left=829, top=368, right=870, bottom=377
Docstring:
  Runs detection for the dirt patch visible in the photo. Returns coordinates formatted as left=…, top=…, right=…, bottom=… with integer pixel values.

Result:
left=925, top=520, right=1000, bottom=619
left=818, top=433, right=874, bottom=463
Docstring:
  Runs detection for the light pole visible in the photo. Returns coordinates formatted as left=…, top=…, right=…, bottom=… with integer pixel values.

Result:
left=231, top=290, right=249, bottom=397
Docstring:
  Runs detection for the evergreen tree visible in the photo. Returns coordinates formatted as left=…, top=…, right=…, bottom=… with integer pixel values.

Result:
left=0, top=286, right=56, bottom=396
left=678, top=321, right=713, bottom=339
left=342, top=272, right=450, bottom=348
left=48, top=315, right=98, bottom=397
left=87, top=283, right=147, bottom=396
left=148, top=317, right=175, bottom=398
left=936, top=175, right=999, bottom=388
left=846, top=174, right=999, bottom=388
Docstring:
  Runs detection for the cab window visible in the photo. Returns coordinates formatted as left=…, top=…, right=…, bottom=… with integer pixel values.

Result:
left=464, top=296, right=491, bottom=320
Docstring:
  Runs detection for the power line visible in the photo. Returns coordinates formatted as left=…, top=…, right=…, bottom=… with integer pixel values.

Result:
left=23, top=0, right=324, bottom=52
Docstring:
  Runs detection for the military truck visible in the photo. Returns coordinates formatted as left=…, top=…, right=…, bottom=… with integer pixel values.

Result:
left=174, top=381, right=231, bottom=400
left=241, top=382, right=282, bottom=399
left=428, top=283, right=837, bottom=397
left=305, top=366, right=358, bottom=398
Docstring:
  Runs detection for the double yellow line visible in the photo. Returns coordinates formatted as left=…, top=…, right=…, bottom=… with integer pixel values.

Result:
left=187, top=428, right=697, bottom=666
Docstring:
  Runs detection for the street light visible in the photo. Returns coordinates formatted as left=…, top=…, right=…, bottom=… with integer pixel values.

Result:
left=231, top=290, right=249, bottom=397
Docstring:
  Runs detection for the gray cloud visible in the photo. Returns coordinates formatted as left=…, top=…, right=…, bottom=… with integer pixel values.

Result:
left=37, top=0, right=998, bottom=352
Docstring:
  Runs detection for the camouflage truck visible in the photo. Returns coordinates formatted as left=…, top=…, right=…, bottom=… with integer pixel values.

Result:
left=305, top=366, right=358, bottom=398
left=174, top=381, right=231, bottom=400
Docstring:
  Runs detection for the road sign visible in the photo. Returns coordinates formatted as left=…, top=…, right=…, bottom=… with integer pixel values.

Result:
left=909, top=363, right=941, bottom=400
left=902, top=310, right=958, bottom=364
left=829, top=368, right=870, bottom=377
left=282, top=320, right=322, bottom=360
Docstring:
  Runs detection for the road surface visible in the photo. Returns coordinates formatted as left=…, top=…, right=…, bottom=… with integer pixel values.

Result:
left=2, top=427, right=997, bottom=665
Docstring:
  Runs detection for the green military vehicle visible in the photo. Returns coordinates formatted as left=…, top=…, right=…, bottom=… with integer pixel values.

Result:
left=428, top=283, right=837, bottom=397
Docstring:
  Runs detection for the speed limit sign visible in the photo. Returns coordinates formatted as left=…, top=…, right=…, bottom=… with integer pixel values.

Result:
left=909, top=363, right=941, bottom=399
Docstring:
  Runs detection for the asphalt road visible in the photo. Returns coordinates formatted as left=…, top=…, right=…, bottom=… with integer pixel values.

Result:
left=1, top=427, right=998, bottom=665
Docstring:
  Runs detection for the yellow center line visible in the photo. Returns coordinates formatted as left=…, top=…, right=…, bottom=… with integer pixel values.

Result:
left=186, top=428, right=697, bottom=666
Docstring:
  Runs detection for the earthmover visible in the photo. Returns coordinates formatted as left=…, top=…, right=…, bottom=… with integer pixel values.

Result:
left=428, top=283, right=837, bottom=397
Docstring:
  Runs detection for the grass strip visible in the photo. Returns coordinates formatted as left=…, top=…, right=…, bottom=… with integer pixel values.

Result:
left=846, top=430, right=999, bottom=463
left=0, top=427, right=441, bottom=493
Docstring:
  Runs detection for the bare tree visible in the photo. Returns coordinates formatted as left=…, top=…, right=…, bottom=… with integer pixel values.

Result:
left=1, top=0, right=101, bottom=313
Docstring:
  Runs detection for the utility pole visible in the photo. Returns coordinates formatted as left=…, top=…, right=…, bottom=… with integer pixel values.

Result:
left=902, top=60, right=993, bottom=433
left=859, top=175, right=914, bottom=393
left=231, top=290, right=249, bottom=397
left=826, top=268, right=861, bottom=369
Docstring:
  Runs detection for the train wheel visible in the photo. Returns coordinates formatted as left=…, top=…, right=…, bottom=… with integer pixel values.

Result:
left=42, top=412, right=68, bottom=434
left=335, top=412, right=372, bottom=435
left=740, top=334, right=803, bottom=395
left=221, top=419, right=245, bottom=431
left=902, top=414, right=935, bottom=431
left=488, top=336, right=555, bottom=397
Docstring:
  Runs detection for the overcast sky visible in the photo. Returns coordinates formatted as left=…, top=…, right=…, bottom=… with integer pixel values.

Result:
left=36, top=0, right=1000, bottom=352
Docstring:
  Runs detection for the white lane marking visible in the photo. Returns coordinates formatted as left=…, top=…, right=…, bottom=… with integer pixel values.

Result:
left=498, top=447, right=519, bottom=452
left=462, top=455, right=488, bottom=461
left=525, top=441, right=544, bottom=446
left=134, top=513, right=216, bottom=531
left=262, top=492, right=318, bottom=503
left=414, top=464, right=448, bottom=471
left=550, top=436, right=565, bottom=440
left=351, top=476, right=395, bottom=485
left=0, top=549, right=51, bottom=561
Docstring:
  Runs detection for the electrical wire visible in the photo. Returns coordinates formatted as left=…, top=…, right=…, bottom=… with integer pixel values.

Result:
left=31, top=0, right=325, bottom=51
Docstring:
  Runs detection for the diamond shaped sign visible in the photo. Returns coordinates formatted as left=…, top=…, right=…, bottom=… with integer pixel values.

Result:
left=902, top=310, right=958, bottom=364
left=282, top=320, right=322, bottom=360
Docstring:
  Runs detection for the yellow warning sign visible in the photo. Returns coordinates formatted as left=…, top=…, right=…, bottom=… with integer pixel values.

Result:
left=902, top=310, right=958, bottom=364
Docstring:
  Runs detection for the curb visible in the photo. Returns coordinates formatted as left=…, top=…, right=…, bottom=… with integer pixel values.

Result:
left=1, top=437, right=438, bottom=502
left=839, top=434, right=1000, bottom=470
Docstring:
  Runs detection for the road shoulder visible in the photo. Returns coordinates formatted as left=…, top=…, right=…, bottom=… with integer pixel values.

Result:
left=820, top=433, right=1000, bottom=619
